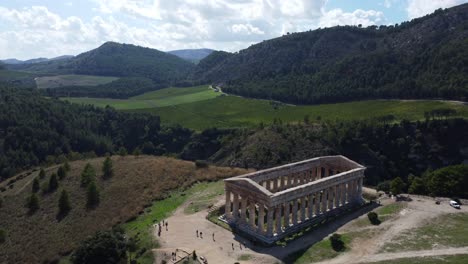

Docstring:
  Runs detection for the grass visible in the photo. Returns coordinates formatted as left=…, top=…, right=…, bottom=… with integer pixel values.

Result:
left=0, top=156, right=248, bottom=264
left=381, top=213, right=468, bottom=253
left=288, top=233, right=352, bottom=264
left=184, top=181, right=225, bottom=214
left=36, top=74, right=119, bottom=89
left=132, top=96, right=468, bottom=131
left=61, top=85, right=220, bottom=110
left=0, top=69, right=38, bottom=86
left=238, top=254, right=252, bottom=261
left=370, top=255, right=468, bottom=264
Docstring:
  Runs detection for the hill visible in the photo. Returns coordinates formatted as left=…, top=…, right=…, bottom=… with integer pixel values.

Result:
left=168, top=48, right=215, bottom=63
left=1, top=55, right=74, bottom=65
left=191, top=4, right=468, bottom=104
left=0, top=156, right=248, bottom=264
left=8, top=42, right=195, bottom=89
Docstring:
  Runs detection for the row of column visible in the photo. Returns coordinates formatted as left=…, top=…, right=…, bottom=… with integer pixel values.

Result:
left=225, top=177, right=362, bottom=237
left=259, top=167, right=341, bottom=192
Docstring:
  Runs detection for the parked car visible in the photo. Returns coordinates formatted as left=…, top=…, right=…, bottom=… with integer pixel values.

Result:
left=450, top=200, right=461, bottom=209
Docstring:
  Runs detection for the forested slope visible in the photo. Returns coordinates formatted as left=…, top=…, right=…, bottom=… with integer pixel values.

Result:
left=191, top=4, right=468, bottom=104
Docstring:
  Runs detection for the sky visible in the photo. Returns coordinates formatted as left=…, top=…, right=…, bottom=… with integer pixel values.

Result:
left=0, top=0, right=467, bottom=60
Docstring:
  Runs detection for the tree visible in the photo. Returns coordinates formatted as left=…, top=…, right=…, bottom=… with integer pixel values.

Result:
left=48, top=173, right=59, bottom=192
left=132, top=147, right=141, bottom=157
left=39, top=168, right=46, bottom=179
left=58, top=190, right=71, bottom=216
left=0, top=229, right=5, bottom=244
left=118, top=147, right=127, bottom=157
left=330, top=233, right=345, bottom=251
left=27, top=193, right=40, bottom=213
left=71, top=229, right=127, bottom=264
left=81, top=163, right=96, bottom=187
left=64, top=161, right=71, bottom=172
left=102, top=157, right=114, bottom=179
left=192, top=250, right=197, bottom=260
left=0, top=196, right=3, bottom=208
left=57, top=166, right=67, bottom=180
left=367, top=212, right=380, bottom=225
left=86, top=181, right=100, bottom=208
left=390, top=177, right=405, bottom=196
left=408, top=177, right=426, bottom=194
left=32, top=178, right=40, bottom=193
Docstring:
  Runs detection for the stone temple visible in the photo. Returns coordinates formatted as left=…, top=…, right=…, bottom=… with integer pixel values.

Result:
left=223, top=155, right=365, bottom=244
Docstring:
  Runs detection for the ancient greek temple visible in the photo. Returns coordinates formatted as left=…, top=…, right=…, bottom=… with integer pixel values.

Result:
left=223, top=155, right=365, bottom=244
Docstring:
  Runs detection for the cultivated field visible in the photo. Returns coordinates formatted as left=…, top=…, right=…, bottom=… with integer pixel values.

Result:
left=35, top=74, right=119, bottom=89
left=135, top=96, right=468, bottom=130
left=0, top=156, right=248, bottom=264
left=62, top=85, right=220, bottom=109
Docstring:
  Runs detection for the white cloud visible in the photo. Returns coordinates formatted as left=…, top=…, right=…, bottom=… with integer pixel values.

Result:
left=406, top=0, right=466, bottom=19
left=0, top=1, right=391, bottom=59
left=319, top=9, right=385, bottom=28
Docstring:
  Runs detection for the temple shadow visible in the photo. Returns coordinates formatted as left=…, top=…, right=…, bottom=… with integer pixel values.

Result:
left=230, top=202, right=380, bottom=263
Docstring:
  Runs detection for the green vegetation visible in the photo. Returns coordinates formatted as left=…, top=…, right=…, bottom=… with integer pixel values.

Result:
left=35, top=74, right=118, bottom=89
left=183, top=181, right=225, bottom=214
left=192, top=5, right=468, bottom=104
left=288, top=233, right=352, bottom=264
left=381, top=213, right=468, bottom=252
left=102, top=157, right=113, bottom=179
left=71, top=228, right=127, bottom=264
left=61, top=85, right=220, bottom=110
left=0, top=69, right=37, bottom=86
left=134, top=96, right=468, bottom=130
left=237, top=254, right=252, bottom=261
left=371, top=255, right=468, bottom=264
left=58, top=190, right=71, bottom=216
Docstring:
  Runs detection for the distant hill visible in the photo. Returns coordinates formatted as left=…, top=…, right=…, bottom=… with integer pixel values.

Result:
left=1, top=55, right=74, bottom=65
left=191, top=3, right=468, bottom=104
left=8, top=42, right=195, bottom=88
left=168, top=48, right=215, bottom=63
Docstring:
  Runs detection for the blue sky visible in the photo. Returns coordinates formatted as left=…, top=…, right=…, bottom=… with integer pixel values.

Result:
left=0, top=0, right=466, bottom=60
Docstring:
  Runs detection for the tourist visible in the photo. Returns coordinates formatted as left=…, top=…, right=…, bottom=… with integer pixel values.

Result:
left=196, top=230, right=199, bottom=237
left=200, top=231, right=203, bottom=239
left=212, top=232, right=215, bottom=241
left=232, top=243, right=234, bottom=250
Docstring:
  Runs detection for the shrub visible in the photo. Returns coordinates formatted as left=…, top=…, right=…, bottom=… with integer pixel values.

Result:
left=39, top=168, right=46, bottom=179
left=0, top=229, right=5, bottom=243
left=102, top=157, right=114, bottom=179
left=58, top=190, right=71, bottom=216
left=63, top=161, right=71, bottom=172
left=192, top=250, right=197, bottom=260
left=329, top=233, right=345, bottom=252
left=71, top=229, right=127, bottom=264
left=0, top=196, right=3, bottom=208
left=57, top=166, right=67, bottom=180
left=81, top=163, right=96, bottom=187
left=195, top=160, right=209, bottom=169
left=26, top=193, right=40, bottom=213
left=48, top=174, right=59, bottom=192
left=86, top=182, right=100, bottom=208
left=118, top=147, right=128, bottom=157
left=32, top=178, right=40, bottom=193
left=367, top=211, right=380, bottom=225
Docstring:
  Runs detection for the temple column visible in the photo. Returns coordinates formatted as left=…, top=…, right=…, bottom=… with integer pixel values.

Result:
left=312, top=168, right=317, bottom=181
left=328, top=187, right=334, bottom=210
left=284, top=202, right=290, bottom=228
left=292, top=199, right=298, bottom=225
left=346, top=181, right=352, bottom=203
left=324, top=167, right=329, bottom=177
left=300, top=196, right=306, bottom=222
left=308, top=193, right=314, bottom=219
left=257, top=204, right=265, bottom=233
left=317, top=167, right=322, bottom=179
left=266, top=207, right=274, bottom=236
left=225, top=189, right=232, bottom=219
left=249, top=201, right=256, bottom=228
left=233, top=192, right=239, bottom=220
left=321, top=189, right=328, bottom=212
left=358, top=177, right=363, bottom=199
left=275, top=205, right=282, bottom=234
left=273, top=178, right=278, bottom=192
left=341, top=183, right=347, bottom=205
left=335, top=184, right=341, bottom=208
left=314, top=192, right=321, bottom=215
left=240, top=196, right=247, bottom=222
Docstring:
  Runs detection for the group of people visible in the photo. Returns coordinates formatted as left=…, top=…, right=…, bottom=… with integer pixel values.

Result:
left=156, top=219, right=169, bottom=237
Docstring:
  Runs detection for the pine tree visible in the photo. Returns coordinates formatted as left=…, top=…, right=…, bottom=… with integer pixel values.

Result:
left=27, top=193, right=39, bottom=213
left=118, top=147, right=127, bottom=157
left=48, top=173, right=59, bottom=192
left=57, top=166, right=67, bottom=180
left=58, top=190, right=71, bottom=215
left=81, top=163, right=96, bottom=187
left=39, top=168, right=46, bottom=179
left=86, top=181, right=100, bottom=208
left=63, top=161, right=71, bottom=172
left=102, top=157, right=114, bottom=179
left=32, top=178, right=40, bottom=193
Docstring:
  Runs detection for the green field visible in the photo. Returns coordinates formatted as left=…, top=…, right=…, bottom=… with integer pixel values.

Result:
left=133, top=96, right=468, bottom=130
left=61, top=85, right=220, bottom=109
left=36, top=74, right=119, bottom=89
left=0, top=69, right=38, bottom=86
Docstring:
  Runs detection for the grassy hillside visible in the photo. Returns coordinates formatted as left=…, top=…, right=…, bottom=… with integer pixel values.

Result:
left=0, top=156, right=247, bottom=264
left=36, top=74, right=119, bottom=89
left=0, top=69, right=38, bottom=87
left=61, top=85, right=220, bottom=109
left=132, top=96, right=468, bottom=130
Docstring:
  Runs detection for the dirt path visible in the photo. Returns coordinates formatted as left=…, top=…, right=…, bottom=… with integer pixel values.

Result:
left=363, top=247, right=468, bottom=263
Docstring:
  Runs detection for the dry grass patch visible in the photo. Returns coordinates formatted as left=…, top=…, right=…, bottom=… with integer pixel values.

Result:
left=0, top=156, right=247, bottom=264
